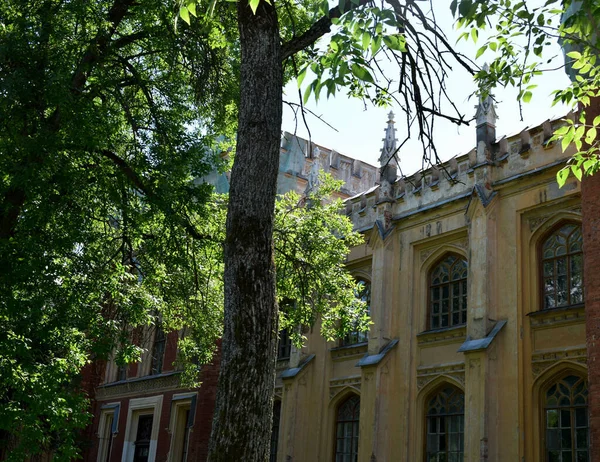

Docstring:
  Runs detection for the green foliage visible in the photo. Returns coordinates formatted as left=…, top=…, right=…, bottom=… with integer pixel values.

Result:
left=298, top=7, right=405, bottom=106
left=274, top=174, right=366, bottom=345
left=452, top=0, right=600, bottom=185
left=0, top=1, right=367, bottom=456
left=0, top=0, right=237, bottom=457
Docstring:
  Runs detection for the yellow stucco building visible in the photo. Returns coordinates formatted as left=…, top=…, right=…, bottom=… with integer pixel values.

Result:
left=273, top=101, right=588, bottom=462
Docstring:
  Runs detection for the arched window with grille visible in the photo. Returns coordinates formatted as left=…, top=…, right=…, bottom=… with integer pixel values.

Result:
left=425, top=385, right=464, bottom=462
left=541, top=223, right=584, bottom=309
left=429, top=255, right=468, bottom=329
left=544, top=374, right=589, bottom=462
left=341, top=279, right=371, bottom=346
left=334, top=394, right=360, bottom=462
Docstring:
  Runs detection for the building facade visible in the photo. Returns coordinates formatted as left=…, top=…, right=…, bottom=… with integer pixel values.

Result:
left=275, top=104, right=588, bottom=462
left=84, top=100, right=590, bottom=462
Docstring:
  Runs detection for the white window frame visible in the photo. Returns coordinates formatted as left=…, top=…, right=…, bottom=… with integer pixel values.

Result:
left=97, top=403, right=119, bottom=462
left=121, top=395, right=163, bottom=462
left=167, top=393, right=197, bottom=462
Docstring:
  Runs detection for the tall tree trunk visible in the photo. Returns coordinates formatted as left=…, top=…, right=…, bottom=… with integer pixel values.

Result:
left=207, top=0, right=282, bottom=460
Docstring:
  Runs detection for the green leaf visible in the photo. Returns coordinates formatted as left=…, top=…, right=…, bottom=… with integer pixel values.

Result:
left=351, top=63, right=374, bottom=84
left=489, top=41, right=497, bottom=52
left=450, top=0, right=458, bottom=16
left=593, top=115, right=600, bottom=127
left=567, top=51, right=582, bottom=60
left=586, top=127, right=597, bottom=145
left=584, top=158, right=597, bottom=173
left=297, top=67, right=307, bottom=89
left=371, top=35, right=382, bottom=55
left=522, top=91, right=532, bottom=103
left=458, top=0, right=472, bottom=17
left=383, top=34, right=406, bottom=52
left=362, top=32, right=371, bottom=51
left=571, top=164, right=583, bottom=181
left=179, top=6, right=190, bottom=25
left=303, top=84, right=312, bottom=104
left=470, top=28, right=478, bottom=43
left=249, top=0, right=260, bottom=14
left=186, top=0, right=197, bottom=17
left=556, top=167, right=570, bottom=187
left=475, top=45, right=487, bottom=59
left=562, top=128, right=574, bottom=153
left=554, top=125, right=570, bottom=136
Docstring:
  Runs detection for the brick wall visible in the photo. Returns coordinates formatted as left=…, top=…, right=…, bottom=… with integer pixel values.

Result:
left=82, top=340, right=221, bottom=462
left=582, top=97, right=600, bottom=461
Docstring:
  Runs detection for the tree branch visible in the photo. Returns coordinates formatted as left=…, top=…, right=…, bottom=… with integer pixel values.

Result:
left=281, top=0, right=372, bottom=61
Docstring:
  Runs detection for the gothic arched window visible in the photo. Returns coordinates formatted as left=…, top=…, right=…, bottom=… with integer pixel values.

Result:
left=544, top=374, right=589, bottom=461
left=426, top=386, right=464, bottom=462
left=429, top=255, right=468, bottom=329
left=541, top=223, right=584, bottom=309
left=335, top=394, right=360, bottom=462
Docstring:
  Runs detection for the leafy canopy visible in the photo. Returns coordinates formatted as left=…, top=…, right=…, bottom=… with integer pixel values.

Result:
left=0, top=0, right=370, bottom=458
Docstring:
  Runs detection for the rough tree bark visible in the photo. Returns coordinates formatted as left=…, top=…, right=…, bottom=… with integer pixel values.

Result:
left=207, top=0, right=282, bottom=459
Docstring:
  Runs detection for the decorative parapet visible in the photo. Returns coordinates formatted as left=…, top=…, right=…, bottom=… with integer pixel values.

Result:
left=330, top=342, right=368, bottom=361
left=345, top=112, right=574, bottom=234
left=95, top=371, right=182, bottom=400
left=329, top=375, right=362, bottom=399
left=416, top=361, right=465, bottom=390
left=417, top=325, right=467, bottom=347
left=531, top=347, right=587, bottom=379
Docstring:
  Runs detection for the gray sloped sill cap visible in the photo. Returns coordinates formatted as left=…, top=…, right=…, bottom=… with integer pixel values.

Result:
left=356, top=339, right=399, bottom=368
left=281, top=354, right=316, bottom=379
left=457, top=320, right=507, bottom=353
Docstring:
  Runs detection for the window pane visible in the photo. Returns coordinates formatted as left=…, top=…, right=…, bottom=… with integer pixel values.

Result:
left=335, top=396, right=359, bottom=460
left=547, top=429, right=560, bottom=451
left=576, top=429, right=588, bottom=449
left=430, top=256, right=467, bottom=329
left=576, top=408, right=587, bottom=428
left=562, top=429, right=572, bottom=449
left=548, top=450, right=560, bottom=462
left=547, top=409, right=559, bottom=428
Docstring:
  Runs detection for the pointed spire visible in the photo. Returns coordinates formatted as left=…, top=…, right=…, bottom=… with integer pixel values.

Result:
left=475, top=94, right=498, bottom=128
left=378, top=112, right=398, bottom=186
left=474, top=65, right=498, bottom=156
left=379, top=111, right=398, bottom=168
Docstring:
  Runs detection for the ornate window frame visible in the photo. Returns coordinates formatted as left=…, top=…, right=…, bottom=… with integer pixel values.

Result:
left=531, top=363, right=589, bottom=462
left=418, top=244, right=468, bottom=333
left=538, top=221, right=584, bottom=311
left=333, top=393, right=361, bottom=462
left=121, top=395, right=163, bottom=462
left=414, top=376, right=464, bottom=462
